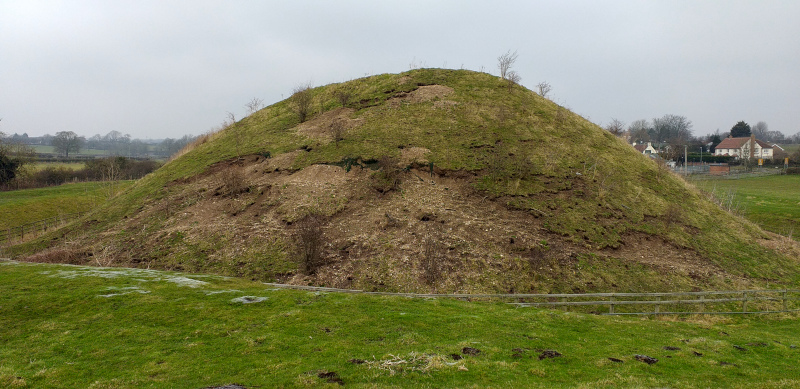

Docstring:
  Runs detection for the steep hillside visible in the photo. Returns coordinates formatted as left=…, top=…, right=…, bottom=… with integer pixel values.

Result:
left=11, top=69, right=800, bottom=293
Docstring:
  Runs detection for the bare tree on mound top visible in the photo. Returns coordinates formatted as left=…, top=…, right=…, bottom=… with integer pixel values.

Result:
left=292, top=83, right=314, bottom=123
left=536, top=82, right=552, bottom=98
left=506, top=71, right=521, bottom=92
left=497, top=50, right=518, bottom=80
left=244, top=97, right=264, bottom=116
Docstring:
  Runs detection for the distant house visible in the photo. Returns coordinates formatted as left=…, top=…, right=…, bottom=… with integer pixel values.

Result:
left=714, top=135, right=774, bottom=160
left=632, top=142, right=657, bottom=155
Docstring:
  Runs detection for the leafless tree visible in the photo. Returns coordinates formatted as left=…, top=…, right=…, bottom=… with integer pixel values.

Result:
left=421, top=227, right=444, bottom=286
left=370, top=155, right=401, bottom=193
left=653, top=114, right=693, bottom=144
left=220, top=168, right=248, bottom=197
left=227, top=112, right=242, bottom=159
left=102, top=158, right=122, bottom=198
left=505, top=71, right=521, bottom=92
left=333, top=86, right=353, bottom=107
left=605, top=118, right=626, bottom=137
left=244, top=97, right=264, bottom=116
left=536, top=82, right=552, bottom=98
left=292, top=83, right=314, bottom=122
left=497, top=50, right=518, bottom=80
left=751, top=121, right=785, bottom=143
left=52, top=131, right=84, bottom=158
left=628, top=119, right=651, bottom=143
left=296, top=214, right=325, bottom=274
left=330, top=118, right=346, bottom=145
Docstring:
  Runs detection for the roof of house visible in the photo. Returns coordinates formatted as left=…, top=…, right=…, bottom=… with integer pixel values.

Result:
left=715, top=137, right=772, bottom=150
left=633, top=144, right=647, bottom=153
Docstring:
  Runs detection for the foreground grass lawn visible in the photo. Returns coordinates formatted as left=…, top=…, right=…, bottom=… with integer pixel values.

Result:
left=2, top=260, right=799, bottom=388
left=692, top=174, right=800, bottom=239
left=0, top=182, right=132, bottom=230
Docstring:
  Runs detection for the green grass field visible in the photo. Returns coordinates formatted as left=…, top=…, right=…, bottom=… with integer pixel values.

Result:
left=31, top=145, right=109, bottom=156
left=778, top=144, right=799, bottom=154
left=2, top=260, right=799, bottom=388
left=691, top=174, right=800, bottom=239
left=27, top=161, right=86, bottom=172
left=0, top=182, right=132, bottom=230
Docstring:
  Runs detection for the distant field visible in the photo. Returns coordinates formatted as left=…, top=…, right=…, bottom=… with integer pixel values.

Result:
left=28, top=161, right=86, bottom=172
left=778, top=143, right=799, bottom=154
left=0, top=182, right=132, bottom=230
left=1, top=260, right=799, bottom=388
left=691, top=174, right=800, bottom=238
left=31, top=145, right=108, bottom=156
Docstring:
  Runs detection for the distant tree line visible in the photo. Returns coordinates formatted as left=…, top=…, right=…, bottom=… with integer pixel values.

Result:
left=3, top=130, right=197, bottom=158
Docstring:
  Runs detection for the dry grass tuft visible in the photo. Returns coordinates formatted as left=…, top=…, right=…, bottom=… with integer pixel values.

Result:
left=26, top=246, right=89, bottom=265
left=220, top=168, right=249, bottom=197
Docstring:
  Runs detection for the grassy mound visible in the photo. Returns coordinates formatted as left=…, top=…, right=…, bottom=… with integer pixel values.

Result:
left=8, top=69, right=800, bottom=293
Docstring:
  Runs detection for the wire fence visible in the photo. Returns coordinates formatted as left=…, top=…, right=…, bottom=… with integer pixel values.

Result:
left=681, top=168, right=784, bottom=180
left=262, top=284, right=800, bottom=316
left=507, top=289, right=800, bottom=315
left=0, top=212, right=84, bottom=246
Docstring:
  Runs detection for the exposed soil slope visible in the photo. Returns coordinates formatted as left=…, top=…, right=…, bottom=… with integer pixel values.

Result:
left=14, top=69, right=800, bottom=293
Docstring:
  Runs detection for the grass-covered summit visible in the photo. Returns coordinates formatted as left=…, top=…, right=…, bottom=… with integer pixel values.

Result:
left=12, top=69, right=800, bottom=293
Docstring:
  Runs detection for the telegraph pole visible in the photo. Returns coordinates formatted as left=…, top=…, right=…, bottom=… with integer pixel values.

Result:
left=684, top=145, right=688, bottom=175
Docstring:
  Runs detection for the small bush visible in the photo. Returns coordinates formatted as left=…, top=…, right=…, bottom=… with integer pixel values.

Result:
left=33, top=166, right=75, bottom=186
left=370, top=156, right=402, bottom=193
left=292, top=84, right=314, bottom=123
left=220, top=168, right=249, bottom=196
left=26, top=247, right=89, bottom=265
left=421, top=228, right=444, bottom=285
left=334, top=86, right=353, bottom=107
left=330, top=119, right=346, bottom=144
left=296, top=214, right=326, bottom=274
left=663, top=203, right=683, bottom=226
left=84, top=157, right=160, bottom=181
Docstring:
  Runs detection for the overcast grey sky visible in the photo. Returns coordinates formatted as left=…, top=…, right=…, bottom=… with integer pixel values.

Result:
left=2, top=1, right=798, bottom=140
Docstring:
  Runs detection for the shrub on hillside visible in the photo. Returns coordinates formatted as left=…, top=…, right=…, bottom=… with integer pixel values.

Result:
left=421, top=228, right=445, bottom=286
left=292, top=83, right=314, bottom=123
left=220, top=168, right=249, bottom=196
left=296, top=214, right=326, bottom=275
left=370, top=156, right=402, bottom=193
left=83, top=157, right=159, bottom=181
left=33, top=166, right=76, bottom=186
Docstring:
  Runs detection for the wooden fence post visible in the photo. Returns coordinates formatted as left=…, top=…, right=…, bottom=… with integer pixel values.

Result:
left=654, top=296, right=661, bottom=315
left=561, top=297, right=567, bottom=312
left=742, top=292, right=748, bottom=313
left=609, top=296, right=615, bottom=314
left=783, top=290, right=788, bottom=312
left=699, top=294, right=705, bottom=313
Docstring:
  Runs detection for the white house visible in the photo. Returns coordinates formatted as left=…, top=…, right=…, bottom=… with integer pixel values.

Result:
left=633, top=142, right=657, bottom=155
left=714, top=135, right=773, bottom=160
